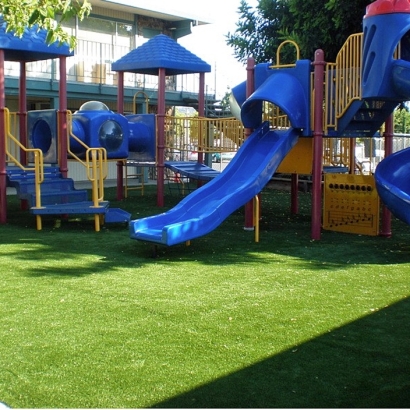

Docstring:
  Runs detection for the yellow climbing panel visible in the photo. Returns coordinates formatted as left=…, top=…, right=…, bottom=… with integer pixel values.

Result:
left=277, top=138, right=313, bottom=174
left=323, top=174, right=379, bottom=236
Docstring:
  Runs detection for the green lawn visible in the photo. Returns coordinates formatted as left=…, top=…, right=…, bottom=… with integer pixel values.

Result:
left=0, top=184, right=409, bottom=408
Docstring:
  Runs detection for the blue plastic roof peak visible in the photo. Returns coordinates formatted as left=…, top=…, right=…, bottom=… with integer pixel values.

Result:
left=0, top=17, right=73, bottom=62
left=112, top=34, right=211, bottom=76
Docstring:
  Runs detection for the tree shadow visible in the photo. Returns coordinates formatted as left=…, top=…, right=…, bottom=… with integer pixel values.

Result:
left=3, top=186, right=410, bottom=278
left=153, top=297, right=410, bottom=408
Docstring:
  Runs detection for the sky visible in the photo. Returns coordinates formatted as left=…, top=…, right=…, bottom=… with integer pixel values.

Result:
left=172, top=0, right=259, bottom=99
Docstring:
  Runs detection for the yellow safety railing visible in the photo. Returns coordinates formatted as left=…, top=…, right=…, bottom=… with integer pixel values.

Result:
left=4, top=108, right=45, bottom=230
left=324, top=62, right=337, bottom=132
left=133, top=91, right=150, bottom=114
left=270, top=40, right=300, bottom=69
left=322, top=137, right=351, bottom=168
left=333, top=33, right=363, bottom=127
left=67, top=111, right=108, bottom=231
left=264, top=41, right=300, bottom=128
left=263, top=102, right=291, bottom=129
left=163, top=116, right=244, bottom=161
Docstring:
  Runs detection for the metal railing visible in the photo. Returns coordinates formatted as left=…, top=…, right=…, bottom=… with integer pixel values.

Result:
left=67, top=111, right=108, bottom=231
left=163, top=116, right=245, bottom=162
left=4, top=108, right=44, bottom=229
left=324, top=33, right=363, bottom=132
left=67, top=111, right=107, bottom=199
left=5, top=38, right=210, bottom=95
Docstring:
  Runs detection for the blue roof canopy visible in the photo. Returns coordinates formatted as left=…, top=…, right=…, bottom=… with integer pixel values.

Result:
left=0, top=17, right=73, bottom=62
left=112, top=34, right=211, bottom=76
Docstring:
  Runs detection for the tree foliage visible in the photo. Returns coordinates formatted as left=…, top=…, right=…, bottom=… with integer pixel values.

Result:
left=1, top=0, right=91, bottom=49
left=227, top=0, right=374, bottom=64
left=394, top=104, right=410, bottom=134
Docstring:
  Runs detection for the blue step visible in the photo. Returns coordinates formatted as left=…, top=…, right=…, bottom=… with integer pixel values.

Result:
left=337, top=99, right=398, bottom=137
left=28, top=190, right=89, bottom=207
left=31, top=201, right=110, bottom=215
left=105, top=208, right=131, bottom=224
left=7, top=166, right=130, bottom=227
left=6, top=166, right=62, bottom=184
left=10, top=174, right=89, bottom=207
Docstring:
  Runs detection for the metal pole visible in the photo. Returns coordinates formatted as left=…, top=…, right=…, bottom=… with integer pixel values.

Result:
left=116, top=71, right=125, bottom=201
left=19, top=62, right=28, bottom=210
left=311, top=49, right=325, bottom=240
left=379, top=114, right=393, bottom=237
left=157, top=67, right=166, bottom=207
left=58, top=56, right=68, bottom=178
left=244, top=57, right=255, bottom=230
left=0, top=49, right=6, bottom=224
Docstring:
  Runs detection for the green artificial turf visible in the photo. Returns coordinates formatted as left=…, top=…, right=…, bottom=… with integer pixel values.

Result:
left=0, top=183, right=409, bottom=408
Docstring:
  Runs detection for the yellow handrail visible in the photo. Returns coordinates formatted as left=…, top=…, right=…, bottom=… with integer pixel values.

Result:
left=4, top=108, right=45, bottom=229
left=66, top=111, right=108, bottom=202
left=253, top=195, right=259, bottom=243
left=334, top=33, right=363, bottom=120
left=270, top=40, right=300, bottom=69
left=133, top=91, right=150, bottom=114
left=66, top=111, right=108, bottom=231
left=163, top=115, right=244, bottom=161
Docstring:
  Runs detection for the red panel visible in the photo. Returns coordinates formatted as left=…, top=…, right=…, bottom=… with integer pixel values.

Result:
left=365, top=0, right=410, bottom=18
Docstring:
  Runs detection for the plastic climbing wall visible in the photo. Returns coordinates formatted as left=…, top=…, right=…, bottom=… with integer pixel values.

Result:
left=323, top=174, right=380, bottom=236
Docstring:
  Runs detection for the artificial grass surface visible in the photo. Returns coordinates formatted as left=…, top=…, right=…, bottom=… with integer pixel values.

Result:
left=0, top=183, right=409, bottom=408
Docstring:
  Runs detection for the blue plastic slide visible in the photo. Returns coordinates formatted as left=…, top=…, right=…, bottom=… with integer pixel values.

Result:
left=129, top=122, right=299, bottom=245
left=375, top=147, right=410, bottom=225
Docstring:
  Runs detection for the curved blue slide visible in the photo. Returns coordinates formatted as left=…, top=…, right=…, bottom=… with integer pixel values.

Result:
left=375, top=147, right=410, bottom=225
left=374, top=57, right=410, bottom=226
left=129, top=122, right=299, bottom=245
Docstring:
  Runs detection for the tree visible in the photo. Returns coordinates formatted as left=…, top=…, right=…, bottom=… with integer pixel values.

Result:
left=1, top=0, right=92, bottom=49
left=394, top=103, right=410, bottom=134
left=226, top=0, right=295, bottom=65
left=227, top=0, right=374, bottom=64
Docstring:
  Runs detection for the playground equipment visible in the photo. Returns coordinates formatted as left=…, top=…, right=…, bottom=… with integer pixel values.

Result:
left=28, top=101, right=155, bottom=162
left=6, top=101, right=156, bottom=231
left=3, top=0, right=410, bottom=241
left=0, top=30, right=211, bottom=230
left=129, top=0, right=410, bottom=245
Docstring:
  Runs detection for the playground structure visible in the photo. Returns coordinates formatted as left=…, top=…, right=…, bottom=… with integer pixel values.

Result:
left=129, top=0, right=410, bottom=245
left=0, top=32, right=212, bottom=231
left=2, top=0, right=410, bottom=244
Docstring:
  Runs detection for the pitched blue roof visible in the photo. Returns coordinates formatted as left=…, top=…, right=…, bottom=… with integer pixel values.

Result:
left=112, top=34, right=211, bottom=76
left=0, top=17, right=73, bottom=62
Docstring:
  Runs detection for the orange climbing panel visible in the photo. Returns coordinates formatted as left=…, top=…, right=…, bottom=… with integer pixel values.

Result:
left=323, top=174, right=379, bottom=236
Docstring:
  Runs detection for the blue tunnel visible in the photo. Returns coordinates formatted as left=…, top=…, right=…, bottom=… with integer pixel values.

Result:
left=27, top=101, right=156, bottom=163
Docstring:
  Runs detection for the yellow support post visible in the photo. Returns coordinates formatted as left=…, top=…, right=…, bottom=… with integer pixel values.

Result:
left=253, top=195, right=260, bottom=243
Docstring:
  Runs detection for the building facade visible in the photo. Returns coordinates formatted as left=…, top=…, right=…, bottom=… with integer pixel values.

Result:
left=4, top=1, right=215, bottom=115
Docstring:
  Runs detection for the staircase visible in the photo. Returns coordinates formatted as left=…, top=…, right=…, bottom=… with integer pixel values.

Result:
left=336, top=99, right=398, bottom=137
left=6, top=166, right=130, bottom=230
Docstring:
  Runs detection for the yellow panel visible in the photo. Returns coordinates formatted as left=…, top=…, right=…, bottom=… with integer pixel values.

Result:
left=277, top=138, right=313, bottom=174
left=323, top=174, right=379, bottom=236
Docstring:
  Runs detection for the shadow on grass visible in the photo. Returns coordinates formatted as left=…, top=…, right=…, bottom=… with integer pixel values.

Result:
left=3, top=186, right=410, bottom=277
left=153, top=297, right=410, bottom=408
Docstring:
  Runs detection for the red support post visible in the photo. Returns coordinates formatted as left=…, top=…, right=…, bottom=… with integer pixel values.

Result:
left=197, top=72, right=206, bottom=187
left=116, top=71, right=125, bottom=201
left=244, top=57, right=256, bottom=230
left=311, top=49, right=325, bottom=240
left=0, top=49, right=6, bottom=224
left=58, top=56, right=68, bottom=178
left=379, top=114, right=393, bottom=237
left=19, top=62, right=27, bottom=166
left=349, top=138, right=356, bottom=174
left=157, top=67, right=166, bottom=207
left=19, top=62, right=28, bottom=210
